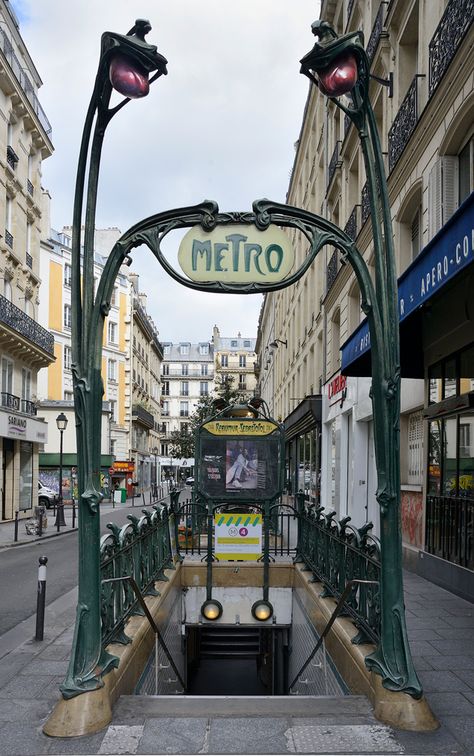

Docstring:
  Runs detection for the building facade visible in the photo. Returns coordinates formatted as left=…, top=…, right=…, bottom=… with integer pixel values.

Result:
left=257, top=0, right=474, bottom=597
left=212, top=326, right=258, bottom=401
left=0, top=0, right=54, bottom=521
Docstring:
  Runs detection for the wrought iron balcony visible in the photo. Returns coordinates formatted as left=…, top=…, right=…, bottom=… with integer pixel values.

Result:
left=344, top=205, right=360, bottom=241
left=27, top=179, right=34, bottom=196
left=163, top=368, right=214, bottom=378
left=5, top=230, right=13, bottom=248
left=327, top=140, right=342, bottom=189
left=21, top=398, right=37, bottom=415
left=366, top=2, right=388, bottom=64
left=26, top=252, right=33, bottom=269
left=0, top=393, right=37, bottom=415
left=6, top=145, right=19, bottom=170
left=132, top=404, right=154, bottom=429
left=361, top=182, right=370, bottom=226
left=429, top=0, right=474, bottom=97
left=326, top=248, right=343, bottom=293
left=388, top=75, right=423, bottom=172
left=0, top=294, right=54, bottom=355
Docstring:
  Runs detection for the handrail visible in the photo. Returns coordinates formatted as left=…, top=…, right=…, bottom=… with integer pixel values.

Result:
left=102, top=575, right=186, bottom=691
left=289, top=578, right=378, bottom=692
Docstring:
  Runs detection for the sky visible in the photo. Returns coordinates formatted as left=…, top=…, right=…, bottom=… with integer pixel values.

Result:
left=14, top=1, right=319, bottom=343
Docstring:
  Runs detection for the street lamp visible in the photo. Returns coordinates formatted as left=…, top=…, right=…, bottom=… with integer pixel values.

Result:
left=55, top=412, right=68, bottom=527
left=58, top=20, right=167, bottom=702
left=299, top=20, right=422, bottom=699
left=269, top=338, right=287, bottom=349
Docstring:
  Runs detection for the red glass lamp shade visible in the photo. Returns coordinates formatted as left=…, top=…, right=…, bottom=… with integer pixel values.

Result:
left=109, top=54, right=150, bottom=98
left=317, top=51, right=358, bottom=97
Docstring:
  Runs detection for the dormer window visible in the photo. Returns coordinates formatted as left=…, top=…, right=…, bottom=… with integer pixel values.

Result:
left=179, top=343, right=190, bottom=355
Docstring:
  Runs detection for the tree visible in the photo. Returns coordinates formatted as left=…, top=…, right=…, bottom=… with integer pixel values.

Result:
left=168, top=375, right=244, bottom=459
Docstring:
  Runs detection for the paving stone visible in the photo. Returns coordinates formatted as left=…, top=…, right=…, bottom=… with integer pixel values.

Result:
left=0, top=653, right=36, bottom=686
left=423, top=655, right=474, bottom=671
left=0, top=723, right=50, bottom=755
left=435, top=626, right=474, bottom=640
left=425, top=691, right=474, bottom=716
left=418, top=669, right=472, bottom=693
left=20, top=659, right=70, bottom=676
left=47, top=731, right=107, bottom=755
left=442, top=715, right=474, bottom=751
left=408, top=605, right=453, bottom=618
left=453, top=668, right=474, bottom=688
left=35, top=644, right=71, bottom=661
left=412, top=656, right=436, bottom=671
left=406, top=640, right=441, bottom=657
left=138, top=717, right=208, bottom=754
left=286, top=724, right=402, bottom=754
left=99, top=725, right=144, bottom=754
left=442, top=615, right=474, bottom=628
left=208, top=716, right=289, bottom=754
left=406, top=627, right=445, bottom=641
left=406, top=615, right=452, bottom=630
left=394, top=724, right=465, bottom=755
left=0, top=697, right=54, bottom=722
left=429, top=639, right=474, bottom=656
left=0, top=674, right=54, bottom=699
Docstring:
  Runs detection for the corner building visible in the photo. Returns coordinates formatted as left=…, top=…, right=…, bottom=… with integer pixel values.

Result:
left=257, top=0, right=474, bottom=599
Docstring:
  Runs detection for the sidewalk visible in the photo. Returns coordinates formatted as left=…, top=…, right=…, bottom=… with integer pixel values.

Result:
left=0, top=493, right=473, bottom=753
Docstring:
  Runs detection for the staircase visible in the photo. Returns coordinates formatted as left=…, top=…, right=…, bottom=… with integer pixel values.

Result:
left=199, top=626, right=261, bottom=659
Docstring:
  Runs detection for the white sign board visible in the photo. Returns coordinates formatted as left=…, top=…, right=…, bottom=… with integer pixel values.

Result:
left=214, top=513, right=262, bottom=561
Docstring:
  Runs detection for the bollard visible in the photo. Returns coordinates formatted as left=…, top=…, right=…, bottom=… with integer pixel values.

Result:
left=14, top=511, right=19, bottom=542
left=72, top=501, right=76, bottom=529
left=38, top=508, right=43, bottom=537
left=35, top=556, right=48, bottom=641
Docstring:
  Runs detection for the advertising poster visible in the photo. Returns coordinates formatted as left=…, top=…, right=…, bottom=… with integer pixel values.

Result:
left=214, top=513, right=262, bottom=560
left=225, top=440, right=259, bottom=490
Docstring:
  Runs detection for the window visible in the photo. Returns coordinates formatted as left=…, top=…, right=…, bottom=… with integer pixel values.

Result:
left=163, top=344, right=171, bottom=355
left=21, top=368, right=31, bottom=401
left=162, top=381, right=170, bottom=396
left=199, top=343, right=209, bottom=355
left=1, top=357, right=13, bottom=395
left=19, top=441, right=33, bottom=512
left=238, top=374, right=246, bottom=389
left=180, top=401, right=189, bottom=417
left=110, top=399, right=117, bottom=422
left=407, top=411, right=423, bottom=485
left=231, top=340, right=238, bottom=347
left=64, top=345, right=72, bottom=370
left=201, top=363, right=208, bottom=376
left=108, top=321, right=118, bottom=344
left=244, top=340, right=251, bottom=348
left=64, top=391, right=73, bottom=401
left=25, top=296, right=34, bottom=318
left=64, top=304, right=72, bottom=329
left=459, top=136, right=473, bottom=205
left=108, top=359, right=117, bottom=382
left=239, top=355, right=246, bottom=368
left=64, top=263, right=72, bottom=287
left=162, top=364, right=169, bottom=376
left=181, top=363, right=189, bottom=376
left=181, top=422, right=189, bottom=434
left=200, top=381, right=208, bottom=396
left=3, top=277, right=12, bottom=301
left=181, top=381, right=189, bottom=396
left=111, top=286, right=118, bottom=307
left=162, top=400, right=169, bottom=416
left=161, top=443, right=168, bottom=456
left=179, top=343, right=190, bottom=355
left=221, top=354, right=228, bottom=367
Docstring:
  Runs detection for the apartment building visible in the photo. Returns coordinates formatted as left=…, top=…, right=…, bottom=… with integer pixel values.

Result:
left=257, top=0, right=474, bottom=598
left=0, top=0, right=54, bottom=521
left=212, top=326, right=257, bottom=401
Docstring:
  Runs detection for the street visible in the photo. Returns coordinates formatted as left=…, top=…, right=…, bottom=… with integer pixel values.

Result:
left=0, top=503, right=152, bottom=637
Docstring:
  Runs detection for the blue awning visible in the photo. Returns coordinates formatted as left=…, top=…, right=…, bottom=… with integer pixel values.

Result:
left=341, top=191, right=474, bottom=377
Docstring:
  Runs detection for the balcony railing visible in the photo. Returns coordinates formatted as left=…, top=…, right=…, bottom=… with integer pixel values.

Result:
left=344, top=205, right=359, bottom=241
left=429, top=0, right=474, bottom=97
left=0, top=28, right=52, bottom=136
left=366, top=2, right=387, bottom=64
left=0, top=294, right=54, bottom=354
left=132, top=404, right=154, bottom=429
left=388, top=75, right=423, bottom=172
left=326, top=248, right=343, bottom=293
left=426, top=494, right=474, bottom=570
left=0, top=393, right=37, bottom=415
left=6, top=145, right=19, bottom=170
left=5, top=229, right=13, bottom=248
left=361, top=182, right=370, bottom=225
left=327, top=140, right=342, bottom=188
left=26, top=252, right=33, bottom=269
left=27, top=179, right=34, bottom=196
left=162, top=369, right=214, bottom=378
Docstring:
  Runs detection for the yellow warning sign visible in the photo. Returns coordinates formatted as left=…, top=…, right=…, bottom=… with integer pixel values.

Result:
left=214, top=513, right=262, bottom=561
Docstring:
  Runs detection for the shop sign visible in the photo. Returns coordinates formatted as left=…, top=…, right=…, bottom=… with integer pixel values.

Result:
left=327, top=374, right=347, bottom=405
left=178, top=223, right=295, bottom=284
left=203, top=420, right=276, bottom=436
left=214, top=513, right=262, bottom=561
left=0, top=411, right=47, bottom=443
left=110, top=460, right=135, bottom=474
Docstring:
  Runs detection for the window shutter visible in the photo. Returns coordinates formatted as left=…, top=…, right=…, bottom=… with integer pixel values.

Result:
left=407, top=410, right=423, bottom=486
left=428, top=156, right=459, bottom=239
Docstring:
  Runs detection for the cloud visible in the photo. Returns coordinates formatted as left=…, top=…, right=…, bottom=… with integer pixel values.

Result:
left=18, top=0, right=319, bottom=341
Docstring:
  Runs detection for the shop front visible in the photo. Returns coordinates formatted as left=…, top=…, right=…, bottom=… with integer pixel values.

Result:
left=283, top=396, right=321, bottom=503
left=40, top=453, right=114, bottom=503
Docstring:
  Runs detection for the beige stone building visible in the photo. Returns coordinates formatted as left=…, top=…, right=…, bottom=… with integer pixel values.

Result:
left=0, top=0, right=54, bottom=521
left=257, top=0, right=474, bottom=598
left=212, top=325, right=258, bottom=402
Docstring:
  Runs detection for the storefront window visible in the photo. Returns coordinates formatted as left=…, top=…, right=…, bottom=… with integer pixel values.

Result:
left=428, top=413, right=474, bottom=497
left=460, top=343, right=474, bottom=393
left=428, top=421, right=441, bottom=495
left=444, top=358, right=457, bottom=399
left=19, top=441, right=33, bottom=511
left=428, top=362, right=442, bottom=404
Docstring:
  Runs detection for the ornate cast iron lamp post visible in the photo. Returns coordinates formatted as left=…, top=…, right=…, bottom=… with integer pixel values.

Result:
left=300, top=21, right=421, bottom=698
left=55, top=412, right=68, bottom=528
left=61, top=20, right=167, bottom=700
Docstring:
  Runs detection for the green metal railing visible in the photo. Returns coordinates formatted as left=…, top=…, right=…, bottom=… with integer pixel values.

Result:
left=100, top=505, right=174, bottom=647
